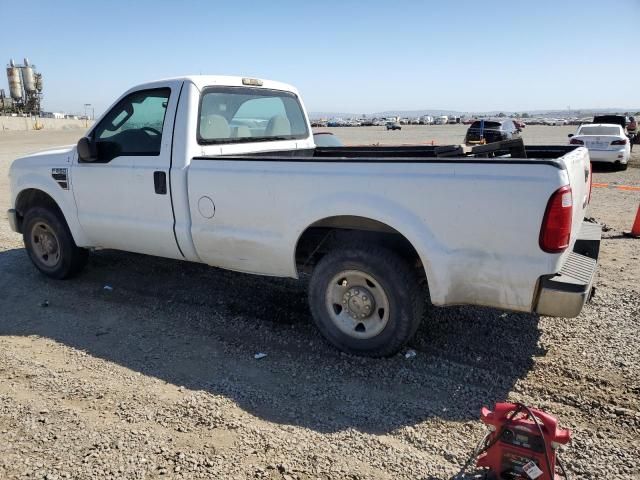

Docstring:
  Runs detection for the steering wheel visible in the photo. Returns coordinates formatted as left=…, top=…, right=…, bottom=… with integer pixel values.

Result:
left=141, top=126, right=161, bottom=136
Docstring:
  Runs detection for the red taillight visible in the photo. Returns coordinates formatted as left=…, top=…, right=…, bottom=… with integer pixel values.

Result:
left=540, top=185, right=573, bottom=253
left=611, top=138, right=627, bottom=145
left=569, top=138, right=584, bottom=145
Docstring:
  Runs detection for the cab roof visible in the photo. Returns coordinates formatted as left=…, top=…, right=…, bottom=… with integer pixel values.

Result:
left=137, top=75, right=300, bottom=95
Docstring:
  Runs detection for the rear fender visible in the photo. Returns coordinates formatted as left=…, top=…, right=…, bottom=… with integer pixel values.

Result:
left=289, top=192, right=447, bottom=304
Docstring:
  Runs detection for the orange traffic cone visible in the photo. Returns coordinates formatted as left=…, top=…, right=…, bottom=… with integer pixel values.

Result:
left=624, top=204, right=640, bottom=238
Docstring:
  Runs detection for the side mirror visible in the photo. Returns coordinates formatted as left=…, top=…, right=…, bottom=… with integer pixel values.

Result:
left=567, top=133, right=573, bottom=138
left=77, top=137, right=97, bottom=162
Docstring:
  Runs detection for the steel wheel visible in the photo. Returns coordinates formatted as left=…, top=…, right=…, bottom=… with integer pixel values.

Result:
left=30, top=221, right=61, bottom=268
left=309, top=245, right=424, bottom=356
left=324, top=269, right=390, bottom=340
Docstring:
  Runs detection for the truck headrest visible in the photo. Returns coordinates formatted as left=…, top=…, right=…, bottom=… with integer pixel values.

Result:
left=201, top=114, right=230, bottom=139
left=265, top=115, right=291, bottom=137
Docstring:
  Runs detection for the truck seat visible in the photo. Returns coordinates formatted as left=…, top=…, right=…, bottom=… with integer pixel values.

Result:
left=200, top=114, right=231, bottom=139
left=265, top=115, right=291, bottom=137
left=232, top=125, right=252, bottom=138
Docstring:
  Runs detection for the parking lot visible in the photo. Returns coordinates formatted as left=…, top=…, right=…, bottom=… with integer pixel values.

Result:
left=316, top=123, right=580, bottom=146
left=0, top=128, right=638, bottom=479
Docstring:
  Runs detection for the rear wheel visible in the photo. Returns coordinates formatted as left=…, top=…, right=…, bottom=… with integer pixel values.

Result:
left=308, top=245, right=424, bottom=357
left=23, top=207, right=88, bottom=279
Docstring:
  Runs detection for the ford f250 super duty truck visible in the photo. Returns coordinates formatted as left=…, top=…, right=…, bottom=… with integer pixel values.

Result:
left=7, top=76, right=601, bottom=357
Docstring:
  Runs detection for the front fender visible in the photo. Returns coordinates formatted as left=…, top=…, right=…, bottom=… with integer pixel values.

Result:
left=11, top=173, right=91, bottom=247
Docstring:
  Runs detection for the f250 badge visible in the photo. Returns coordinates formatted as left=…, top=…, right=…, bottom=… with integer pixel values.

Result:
left=51, top=168, right=69, bottom=190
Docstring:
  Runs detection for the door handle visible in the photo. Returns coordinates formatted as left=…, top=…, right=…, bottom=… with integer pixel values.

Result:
left=153, top=171, right=167, bottom=195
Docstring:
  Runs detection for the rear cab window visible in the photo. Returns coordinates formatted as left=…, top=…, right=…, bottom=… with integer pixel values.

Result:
left=197, top=87, right=308, bottom=144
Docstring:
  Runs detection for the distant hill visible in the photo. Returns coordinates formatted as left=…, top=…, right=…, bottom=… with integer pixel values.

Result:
left=309, top=107, right=640, bottom=119
left=310, top=110, right=464, bottom=119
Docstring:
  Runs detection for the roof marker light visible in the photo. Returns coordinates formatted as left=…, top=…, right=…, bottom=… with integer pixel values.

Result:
left=242, top=77, right=263, bottom=86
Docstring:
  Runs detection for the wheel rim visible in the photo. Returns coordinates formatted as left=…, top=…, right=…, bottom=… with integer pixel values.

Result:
left=31, top=222, right=61, bottom=268
left=324, top=269, right=390, bottom=340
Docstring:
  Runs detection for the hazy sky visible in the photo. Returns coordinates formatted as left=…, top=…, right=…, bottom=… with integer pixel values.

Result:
left=1, top=0, right=638, bottom=115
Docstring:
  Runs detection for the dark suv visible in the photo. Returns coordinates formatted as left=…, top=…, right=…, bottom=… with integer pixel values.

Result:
left=592, top=114, right=628, bottom=130
left=464, top=119, right=521, bottom=145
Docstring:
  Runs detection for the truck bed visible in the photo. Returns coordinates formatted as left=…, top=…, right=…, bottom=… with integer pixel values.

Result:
left=186, top=140, right=591, bottom=313
left=203, top=142, right=580, bottom=164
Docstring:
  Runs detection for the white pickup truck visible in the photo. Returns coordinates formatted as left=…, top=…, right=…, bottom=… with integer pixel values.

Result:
left=7, top=75, right=601, bottom=357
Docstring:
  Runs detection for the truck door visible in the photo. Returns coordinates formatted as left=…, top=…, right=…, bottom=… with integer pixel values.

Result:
left=72, top=84, right=183, bottom=259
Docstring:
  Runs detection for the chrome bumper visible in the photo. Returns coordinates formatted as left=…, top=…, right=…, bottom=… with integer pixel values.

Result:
left=535, top=222, right=601, bottom=318
left=7, top=209, right=20, bottom=233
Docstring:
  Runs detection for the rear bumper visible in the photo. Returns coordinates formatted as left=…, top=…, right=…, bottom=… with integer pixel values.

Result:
left=588, top=148, right=628, bottom=163
left=534, top=222, right=601, bottom=318
left=7, top=209, right=20, bottom=233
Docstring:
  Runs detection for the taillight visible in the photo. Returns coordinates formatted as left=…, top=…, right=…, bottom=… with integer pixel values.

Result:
left=569, top=138, right=584, bottom=145
left=540, top=186, right=573, bottom=253
left=611, top=139, right=627, bottom=145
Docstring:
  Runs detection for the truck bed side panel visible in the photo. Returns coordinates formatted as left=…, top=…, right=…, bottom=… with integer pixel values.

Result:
left=186, top=159, right=566, bottom=312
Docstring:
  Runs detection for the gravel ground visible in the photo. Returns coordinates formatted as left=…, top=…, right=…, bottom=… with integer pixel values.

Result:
left=0, top=127, right=638, bottom=479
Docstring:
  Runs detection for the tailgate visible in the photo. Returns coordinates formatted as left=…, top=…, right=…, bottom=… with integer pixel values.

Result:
left=560, top=147, right=591, bottom=247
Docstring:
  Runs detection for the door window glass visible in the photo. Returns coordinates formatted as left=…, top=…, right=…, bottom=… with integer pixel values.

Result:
left=92, top=88, right=170, bottom=161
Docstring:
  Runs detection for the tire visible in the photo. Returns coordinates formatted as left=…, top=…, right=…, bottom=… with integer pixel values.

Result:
left=618, top=162, right=628, bottom=171
left=308, top=245, right=424, bottom=357
left=22, top=207, right=88, bottom=279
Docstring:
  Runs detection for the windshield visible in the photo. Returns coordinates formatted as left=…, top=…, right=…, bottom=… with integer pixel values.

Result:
left=198, top=86, right=308, bottom=144
left=578, top=125, right=621, bottom=136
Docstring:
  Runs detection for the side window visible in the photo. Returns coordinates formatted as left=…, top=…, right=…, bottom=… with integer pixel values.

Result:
left=92, top=88, right=170, bottom=162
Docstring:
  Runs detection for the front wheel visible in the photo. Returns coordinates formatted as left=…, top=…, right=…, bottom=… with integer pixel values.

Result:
left=308, top=245, right=424, bottom=357
left=23, top=207, right=88, bottom=279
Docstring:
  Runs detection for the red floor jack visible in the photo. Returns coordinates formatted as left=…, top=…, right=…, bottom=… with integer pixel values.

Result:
left=454, top=403, right=571, bottom=479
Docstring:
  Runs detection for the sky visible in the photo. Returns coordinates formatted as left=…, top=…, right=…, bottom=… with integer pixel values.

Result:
left=1, top=0, right=639, bottom=116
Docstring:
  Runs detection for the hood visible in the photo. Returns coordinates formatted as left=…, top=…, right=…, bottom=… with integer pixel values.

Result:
left=20, top=145, right=76, bottom=160
left=11, top=145, right=75, bottom=167
left=9, top=145, right=76, bottom=179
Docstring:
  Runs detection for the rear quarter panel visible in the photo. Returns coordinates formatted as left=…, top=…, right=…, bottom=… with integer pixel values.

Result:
left=187, top=159, right=567, bottom=312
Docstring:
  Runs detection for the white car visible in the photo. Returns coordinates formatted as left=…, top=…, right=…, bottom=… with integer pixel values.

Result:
left=569, top=123, right=630, bottom=170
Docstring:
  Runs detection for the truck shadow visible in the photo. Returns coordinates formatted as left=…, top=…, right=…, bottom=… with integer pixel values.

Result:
left=591, top=162, right=627, bottom=173
left=0, top=247, right=545, bottom=435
